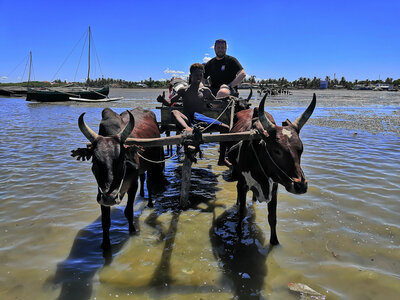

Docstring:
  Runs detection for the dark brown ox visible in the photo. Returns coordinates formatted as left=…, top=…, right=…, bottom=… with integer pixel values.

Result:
left=75, top=107, right=165, bottom=248
left=227, top=93, right=316, bottom=245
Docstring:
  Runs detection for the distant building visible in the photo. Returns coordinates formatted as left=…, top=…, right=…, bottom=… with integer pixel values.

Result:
left=320, top=80, right=328, bottom=89
left=374, top=83, right=393, bottom=91
left=238, top=83, right=259, bottom=89
left=333, top=85, right=344, bottom=89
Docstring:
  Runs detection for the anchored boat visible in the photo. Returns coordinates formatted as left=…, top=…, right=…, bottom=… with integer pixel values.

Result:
left=26, top=27, right=119, bottom=103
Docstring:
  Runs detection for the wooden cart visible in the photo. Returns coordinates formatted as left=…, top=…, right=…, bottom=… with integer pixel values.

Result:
left=121, top=97, right=256, bottom=207
left=157, top=97, right=235, bottom=134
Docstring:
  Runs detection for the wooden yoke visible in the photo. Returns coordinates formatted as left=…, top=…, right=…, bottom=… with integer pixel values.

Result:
left=84, top=130, right=260, bottom=208
left=123, top=130, right=260, bottom=147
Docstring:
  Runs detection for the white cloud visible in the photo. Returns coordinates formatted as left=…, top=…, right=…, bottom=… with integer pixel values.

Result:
left=203, top=55, right=212, bottom=63
left=164, top=68, right=185, bottom=75
left=0, top=76, right=8, bottom=81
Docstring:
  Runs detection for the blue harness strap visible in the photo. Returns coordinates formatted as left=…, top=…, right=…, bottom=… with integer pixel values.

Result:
left=191, top=112, right=222, bottom=126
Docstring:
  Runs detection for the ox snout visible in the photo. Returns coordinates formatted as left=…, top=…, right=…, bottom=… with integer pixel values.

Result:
left=285, top=179, right=308, bottom=194
left=97, top=190, right=122, bottom=207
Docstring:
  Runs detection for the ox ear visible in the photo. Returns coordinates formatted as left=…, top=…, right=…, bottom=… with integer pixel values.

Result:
left=71, top=147, right=93, bottom=161
left=282, top=119, right=292, bottom=126
left=292, top=93, right=316, bottom=132
left=119, top=110, right=135, bottom=143
left=78, top=113, right=98, bottom=143
left=258, top=93, right=276, bottom=133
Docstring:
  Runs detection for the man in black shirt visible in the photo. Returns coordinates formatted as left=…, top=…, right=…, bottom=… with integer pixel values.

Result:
left=204, top=39, right=246, bottom=97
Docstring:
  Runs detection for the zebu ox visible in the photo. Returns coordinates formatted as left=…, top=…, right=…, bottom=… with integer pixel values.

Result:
left=227, top=93, right=316, bottom=245
left=75, top=107, right=165, bottom=248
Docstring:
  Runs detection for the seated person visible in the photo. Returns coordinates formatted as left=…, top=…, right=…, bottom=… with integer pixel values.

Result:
left=157, top=63, right=230, bottom=133
left=157, top=63, right=231, bottom=165
left=204, top=39, right=246, bottom=98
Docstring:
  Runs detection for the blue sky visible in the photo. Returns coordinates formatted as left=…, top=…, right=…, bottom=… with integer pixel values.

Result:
left=1, top=0, right=399, bottom=83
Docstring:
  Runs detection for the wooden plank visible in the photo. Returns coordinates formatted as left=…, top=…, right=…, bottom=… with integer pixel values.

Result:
left=122, top=131, right=260, bottom=147
left=180, top=155, right=192, bottom=208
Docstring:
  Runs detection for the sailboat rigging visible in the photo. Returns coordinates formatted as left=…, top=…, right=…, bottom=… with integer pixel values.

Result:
left=26, top=27, right=121, bottom=102
left=0, top=52, right=32, bottom=97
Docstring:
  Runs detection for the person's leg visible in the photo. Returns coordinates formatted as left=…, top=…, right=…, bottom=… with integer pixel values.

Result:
left=216, top=84, right=239, bottom=98
left=193, top=112, right=231, bottom=167
left=172, top=110, right=192, bottom=131
left=216, top=84, right=231, bottom=98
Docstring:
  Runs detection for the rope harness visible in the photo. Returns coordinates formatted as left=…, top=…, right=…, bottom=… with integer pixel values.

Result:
left=137, top=152, right=177, bottom=164
left=132, top=99, right=235, bottom=165
left=249, top=135, right=294, bottom=183
left=201, top=98, right=235, bottom=132
left=98, top=161, right=127, bottom=200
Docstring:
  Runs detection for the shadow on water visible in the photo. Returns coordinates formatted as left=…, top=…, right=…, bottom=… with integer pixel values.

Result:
left=210, top=204, right=272, bottom=300
left=45, top=207, right=139, bottom=300
left=116, top=165, right=225, bottom=296
left=46, top=163, right=223, bottom=299
left=152, top=163, right=222, bottom=213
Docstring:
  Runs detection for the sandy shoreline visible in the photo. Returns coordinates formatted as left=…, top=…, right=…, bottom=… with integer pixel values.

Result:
left=309, top=109, right=400, bottom=135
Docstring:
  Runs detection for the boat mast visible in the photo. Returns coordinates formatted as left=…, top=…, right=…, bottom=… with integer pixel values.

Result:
left=87, top=26, right=91, bottom=84
left=28, top=51, right=32, bottom=87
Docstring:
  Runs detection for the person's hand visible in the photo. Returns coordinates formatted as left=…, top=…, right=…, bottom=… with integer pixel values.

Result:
left=157, top=91, right=165, bottom=102
left=207, top=76, right=212, bottom=86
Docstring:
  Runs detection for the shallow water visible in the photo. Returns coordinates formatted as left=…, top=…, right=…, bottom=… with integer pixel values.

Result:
left=0, top=89, right=399, bottom=299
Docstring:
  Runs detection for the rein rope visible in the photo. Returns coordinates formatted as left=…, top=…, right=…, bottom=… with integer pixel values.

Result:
left=249, top=136, right=294, bottom=183
left=98, top=162, right=127, bottom=197
left=121, top=98, right=235, bottom=165
left=201, top=98, right=235, bottom=132
left=137, top=151, right=177, bottom=164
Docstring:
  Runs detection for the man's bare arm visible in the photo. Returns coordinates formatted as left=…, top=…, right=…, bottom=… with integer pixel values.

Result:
left=229, top=69, right=246, bottom=88
left=157, top=89, right=184, bottom=106
left=202, top=87, right=216, bottom=101
left=156, top=91, right=171, bottom=106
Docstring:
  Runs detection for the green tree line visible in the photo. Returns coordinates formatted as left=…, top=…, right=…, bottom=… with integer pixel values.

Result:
left=242, top=76, right=400, bottom=89
left=1, top=76, right=399, bottom=89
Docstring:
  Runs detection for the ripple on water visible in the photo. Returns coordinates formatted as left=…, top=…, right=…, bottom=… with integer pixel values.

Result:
left=0, top=92, right=399, bottom=299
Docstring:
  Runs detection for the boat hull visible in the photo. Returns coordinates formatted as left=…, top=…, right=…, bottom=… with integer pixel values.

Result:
left=0, top=87, right=28, bottom=97
left=26, top=86, right=109, bottom=102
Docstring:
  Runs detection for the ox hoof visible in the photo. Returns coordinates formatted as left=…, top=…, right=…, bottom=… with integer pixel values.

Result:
left=270, top=237, right=280, bottom=246
left=129, top=225, right=137, bottom=235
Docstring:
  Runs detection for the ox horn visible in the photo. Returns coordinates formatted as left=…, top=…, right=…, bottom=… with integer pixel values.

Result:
left=118, top=110, right=135, bottom=143
left=258, top=92, right=275, bottom=132
left=78, top=112, right=98, bottom=143
left=246, top=86, right=253, bottom=102
left=292, top=93, right=316, bottom=131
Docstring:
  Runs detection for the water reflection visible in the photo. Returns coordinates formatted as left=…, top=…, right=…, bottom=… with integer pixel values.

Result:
left=48, top=161, right=223, bottom=299
left=46, top=208, right=134, bottom=300
left=210, top=204, right=271, bottom=300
